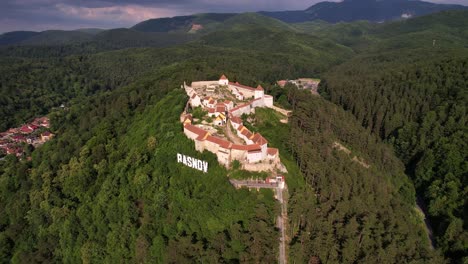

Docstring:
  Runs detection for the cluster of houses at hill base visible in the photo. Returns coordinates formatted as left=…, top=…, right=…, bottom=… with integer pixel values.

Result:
left=0, top=117, right=54, bottom=158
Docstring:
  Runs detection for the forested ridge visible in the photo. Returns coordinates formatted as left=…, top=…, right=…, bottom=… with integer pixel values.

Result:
left=0, top=10, right=466, bottom=263
left=252, top=91, right=442, bottom=263
left=320, top=50, right=468, bottom=262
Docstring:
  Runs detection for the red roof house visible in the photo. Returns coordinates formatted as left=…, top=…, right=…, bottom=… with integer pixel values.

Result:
left=20, top=126, right=33, bottom=134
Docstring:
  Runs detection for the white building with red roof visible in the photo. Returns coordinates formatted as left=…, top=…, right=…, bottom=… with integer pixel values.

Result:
left=218, top=74, right=229, bottom=86
left=203, top=97, right=217, bottom=108
left=254, top=85, right=265, bottom=99
left=230, top=116, right=242, bottom=129
left=223, top=100, right=234, bottom=111
left=190, top=93, right=201, bottom=107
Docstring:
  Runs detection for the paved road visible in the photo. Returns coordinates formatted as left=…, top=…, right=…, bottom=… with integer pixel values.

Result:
left=277, top=187, right=287, bottom=264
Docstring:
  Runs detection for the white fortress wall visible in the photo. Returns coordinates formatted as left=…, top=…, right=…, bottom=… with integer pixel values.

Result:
left=251, top=98, right=265, bottom=108
left=195, top=139, right=206, bottom=152
left=261, top=143, right=268, bottom=157
left=231, top=149, right=247, bottom=161
left=204, top=140, right=220, bottom=154
left=254, top=90, right=264, bottom=99
left=247, top=151, right=263, bottom=163
left=264, top=95, right=274, bottom=107
left=191, top=81, right=218, bottom=88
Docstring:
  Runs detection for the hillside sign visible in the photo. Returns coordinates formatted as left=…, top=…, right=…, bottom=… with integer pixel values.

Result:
left=177, top=153, right=208, bottom=173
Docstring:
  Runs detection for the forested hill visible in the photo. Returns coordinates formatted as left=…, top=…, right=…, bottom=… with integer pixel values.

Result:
left=319, top=47, right=468, bottom=262
left=0, top=47, right=441, bottom=262
left=0, top=9, right=466, bottom=263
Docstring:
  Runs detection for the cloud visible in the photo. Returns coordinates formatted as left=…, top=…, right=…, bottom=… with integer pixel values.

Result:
left=55, top=3, right=180, bottom=24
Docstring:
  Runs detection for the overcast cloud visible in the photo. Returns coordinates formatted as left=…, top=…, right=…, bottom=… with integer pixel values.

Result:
left=1, top=0, right=466, bottom=33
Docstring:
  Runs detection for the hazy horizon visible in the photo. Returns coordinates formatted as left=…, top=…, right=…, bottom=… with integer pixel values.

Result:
left=1, top=0, right=467, bottom=33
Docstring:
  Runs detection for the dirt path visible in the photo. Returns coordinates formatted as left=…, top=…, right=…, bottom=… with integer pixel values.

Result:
left=224, top=121, right=244, bottom=145
left=269, top=105, right=292, bottom=117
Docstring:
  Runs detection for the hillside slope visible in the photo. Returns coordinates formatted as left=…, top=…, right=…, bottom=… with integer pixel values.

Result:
left=319, top=44, right=468, bottom=263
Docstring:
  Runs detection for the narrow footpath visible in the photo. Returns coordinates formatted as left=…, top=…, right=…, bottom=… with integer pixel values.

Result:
left=224, top=122, right=244, bottom=145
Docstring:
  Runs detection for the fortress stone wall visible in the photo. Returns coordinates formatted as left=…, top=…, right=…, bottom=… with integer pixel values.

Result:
left=181, top=74, right=281, bottom=172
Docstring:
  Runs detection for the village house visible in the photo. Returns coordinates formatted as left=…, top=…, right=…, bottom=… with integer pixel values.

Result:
left=230, top=116, right=242, bottom=129
left=277, top=80, right=287, bottom=88
left=0, top=116, right=54, bottom=159
left=41, top=131, right=54, bottom=142
left=190, top=93, right=202, bottom=107
left=32, top=117, right=50, bottom=128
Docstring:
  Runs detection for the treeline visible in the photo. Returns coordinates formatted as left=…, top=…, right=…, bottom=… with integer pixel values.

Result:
left=320, top=51, right=467, bottom=262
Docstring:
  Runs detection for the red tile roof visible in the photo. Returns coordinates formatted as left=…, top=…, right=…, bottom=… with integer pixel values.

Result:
left=231, top=144, right=261, bottom=151
left=228, top=82, right=256, bottom=91
left=230, top=103, right=250, bottom=113
left=267, top=147, right=278, bottom=156
left=231, top=116, right=242, bottom=124
left=241, top=129, right=253, bottom=139
left=206, top=135, right=231, bottom=149
left=184, top=124, right=209, bottom=138
left=251, top=133, right=268, bottom=145
left=216, top=105, right=226, bottom=113
left=256, top=85, right=264, bottom=91
left=20, top=126, right=33, bottom=133
left=277, top=80, right=287, bottom=87
left=12, top=135, right=26, bottom=142
left=220, top=74, right=228, bottom=80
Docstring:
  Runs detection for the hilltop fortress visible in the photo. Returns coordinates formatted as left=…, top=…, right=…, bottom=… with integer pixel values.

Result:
left=181, top=74, right=284, bottom=172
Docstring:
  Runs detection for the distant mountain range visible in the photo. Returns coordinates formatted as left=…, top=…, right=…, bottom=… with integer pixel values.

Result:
left=261, top=0, right=467, bottom=23
left=0, top=0, right=466, bottom=47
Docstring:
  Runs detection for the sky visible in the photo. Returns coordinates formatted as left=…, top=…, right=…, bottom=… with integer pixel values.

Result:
left=1, top=0, right=467, bottom=33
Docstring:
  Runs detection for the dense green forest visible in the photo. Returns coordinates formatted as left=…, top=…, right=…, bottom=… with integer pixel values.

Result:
left=1, top=10, right=466, bottom=263
left=247, top=93, right=440, bottom=263
left=320, top=50, right=467, bottom=262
